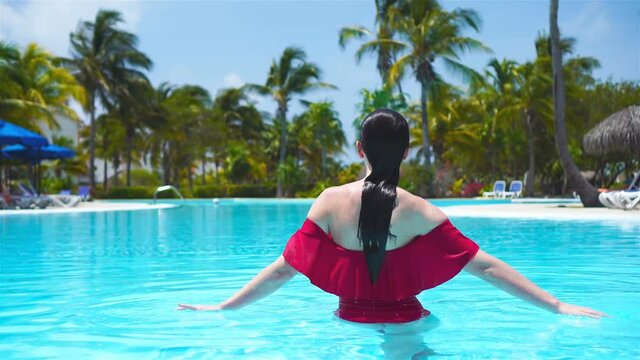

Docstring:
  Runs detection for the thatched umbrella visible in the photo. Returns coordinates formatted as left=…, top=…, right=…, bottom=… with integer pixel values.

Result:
left=583, top=105, right=640, bottom=159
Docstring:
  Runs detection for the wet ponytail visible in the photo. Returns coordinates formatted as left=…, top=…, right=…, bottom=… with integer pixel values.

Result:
left=357, top=109, right=409, bottom=284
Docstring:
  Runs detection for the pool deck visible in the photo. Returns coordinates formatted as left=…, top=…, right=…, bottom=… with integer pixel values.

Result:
left=0, top=201, right=175, bottom=216
left=1, top=199, right=637, bottom=223
left=443, top=203, right=639, bottom=222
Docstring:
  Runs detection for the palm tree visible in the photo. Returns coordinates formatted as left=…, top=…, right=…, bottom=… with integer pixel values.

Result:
left=146, top=84, right=212, bottom=188
left=165, top=85, right=211, bottom=190
left=506, top=61, right=551, bottom=195
left=384, top=1, right=490, bottom=166
left=339, top=0, right=403, bottom=91
left=64, top=9, right=152, bottom=190
left=46, top=135, right=88, bottom=179
left=549, top=0, right=601, bottom=206
left=303, top=101, right=346, bottom=178
left=354, top=88, right=407, bottom=131
left=0, top=42, right=83, bottom=131
left=93, top=113, right=124, bottom=190
left=213, top=87, right=264, bottom=144
left=110, top=76, right=156, bottom=187
left=246, top=47, right=335, bottom=197
left=484, top=58, right=529, bottom=180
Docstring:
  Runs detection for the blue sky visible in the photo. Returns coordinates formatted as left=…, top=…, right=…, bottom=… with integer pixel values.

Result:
left=1, top=0, right=638, bottom=162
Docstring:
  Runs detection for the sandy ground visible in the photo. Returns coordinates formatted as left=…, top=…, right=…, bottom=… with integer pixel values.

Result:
left=0, top=201, right=175, bottom=216
left=443, top=203, right=639, bottom=222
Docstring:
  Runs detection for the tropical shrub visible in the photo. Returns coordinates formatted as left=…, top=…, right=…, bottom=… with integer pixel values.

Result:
left=461, top=182, right=484, bottom=197
left=104, top=186, right=154, bottom=199
left=124, top=169, right=162, bottom=187
left=193, top=184, right=276, bottom=198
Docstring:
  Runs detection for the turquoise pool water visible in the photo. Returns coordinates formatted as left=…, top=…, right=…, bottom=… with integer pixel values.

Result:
left=1, top=200, right=638, bottom=359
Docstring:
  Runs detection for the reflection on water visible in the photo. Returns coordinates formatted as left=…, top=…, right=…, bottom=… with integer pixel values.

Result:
left=0, top=202, right=638, bottom=359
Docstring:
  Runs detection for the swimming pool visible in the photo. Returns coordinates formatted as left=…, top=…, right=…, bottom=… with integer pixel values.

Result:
left=1, top=200, right=638, bottom=359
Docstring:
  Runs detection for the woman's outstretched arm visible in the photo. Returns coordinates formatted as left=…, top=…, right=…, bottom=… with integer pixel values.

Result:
left=177, top=256, right=298, bottom=311
left=464, top=250, right=607, bottom=318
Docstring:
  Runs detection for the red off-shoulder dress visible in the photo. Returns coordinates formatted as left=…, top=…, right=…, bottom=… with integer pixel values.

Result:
left=283, top=218, right=479, bottom=323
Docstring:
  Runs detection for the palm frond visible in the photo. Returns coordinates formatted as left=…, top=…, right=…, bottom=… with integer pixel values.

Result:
left=338, top=26, right=372, bottom=49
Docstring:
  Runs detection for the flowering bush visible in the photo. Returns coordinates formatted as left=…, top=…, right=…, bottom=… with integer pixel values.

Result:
left=461, top=182, right=484, bottom=197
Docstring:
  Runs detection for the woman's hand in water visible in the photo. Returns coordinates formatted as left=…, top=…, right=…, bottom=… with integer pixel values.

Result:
left=555, top=302, right=608, bottom=318
left=176, top=303, right=223, bottom=311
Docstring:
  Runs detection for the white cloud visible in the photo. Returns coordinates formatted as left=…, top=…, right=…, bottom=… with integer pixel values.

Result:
left=0, top=0, right=142, bottom=56
left=164, top=64, right=197, bottom=85
left=564, top=1, right=611, bottom=45
left=221, top=71, right=271, bottom=108
left=223, top=72, right=244, bottom=88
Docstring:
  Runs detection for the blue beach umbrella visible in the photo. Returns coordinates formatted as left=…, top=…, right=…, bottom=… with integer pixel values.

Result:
left=2, top=144, right=75, bottom=194
left=0, top=120, right=49, bottom=188
left=2, top=143, right=75, bottom=161
left=0, top=119, right=48, bottom=146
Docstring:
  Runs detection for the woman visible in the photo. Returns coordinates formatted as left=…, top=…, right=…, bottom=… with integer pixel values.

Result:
left=178, top=109, right=605, bottom=322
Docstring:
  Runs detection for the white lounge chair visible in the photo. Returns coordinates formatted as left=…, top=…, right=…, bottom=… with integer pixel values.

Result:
left=598, top=172, right=640, bottom=210
left=19, top=182, right=81, bottom=209
left=483, top=180, right=506, bottom=198
left=613, top=191, right=640, bottom=210
left=599, top=192, right=619, bottom=209
left=504, top=180, right=523, bottom=199
left=47, top=195, right=82, bottom=208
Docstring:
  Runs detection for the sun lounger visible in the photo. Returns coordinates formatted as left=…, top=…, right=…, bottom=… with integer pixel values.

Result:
left=19, top=182, right=81, bottom=209
left=483, top=180, right=506, bottom=198
left=47, top=195, right=82, bottom=208
left=1, top=196, right=10, bottom=209
left=17, top=182, right=50, bottom=209
left=598, top=172, right=640, bottom=210
left=504, top=180, right=523, bottom=199
left=615, top=191, right=640, bottom=210
left=78, top=185, right=91, bottom=201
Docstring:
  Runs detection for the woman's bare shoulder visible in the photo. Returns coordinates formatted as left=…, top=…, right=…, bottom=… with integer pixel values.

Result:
left=307, top=183, right=361, bottom=230
left=396, top=188, right=448, bottom=233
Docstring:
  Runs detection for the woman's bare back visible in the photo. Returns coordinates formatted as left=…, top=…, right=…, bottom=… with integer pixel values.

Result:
left=307, top=180, right=448, bottom=251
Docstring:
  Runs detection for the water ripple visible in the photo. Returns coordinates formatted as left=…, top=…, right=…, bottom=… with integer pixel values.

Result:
left=0, top=204, right=638, bottom=359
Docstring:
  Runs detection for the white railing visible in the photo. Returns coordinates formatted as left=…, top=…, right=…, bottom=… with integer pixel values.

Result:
left=153, top=185, right=184, bottom=204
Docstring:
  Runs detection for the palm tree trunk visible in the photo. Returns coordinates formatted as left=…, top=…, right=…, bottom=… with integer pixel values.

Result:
left=201, top=155, right=206, bottom=185
left=525, top=111, right=536, bottom=196
left=276, top=104, right=287, bottom=197
left=162, top=142, right=170, bottom=185
left=88, top=93, right=96, bottom=189
left=113, top=155, right=120, bottom=187
left=103, top=159, right=108, bottom=191
left=102, top=132, right=108, bottom=191
left=550, top=0, right=601, bottom=207
left=125, top=126, right=133, bottom=187
left=321, top=141, right=327, bottom=179
left=420, top=81, right=432, bottom=167
left=188, top=157, right=193, bottom=192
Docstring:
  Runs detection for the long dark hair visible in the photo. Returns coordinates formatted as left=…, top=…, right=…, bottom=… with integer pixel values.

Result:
left=357, top=108, right=409, bottom=283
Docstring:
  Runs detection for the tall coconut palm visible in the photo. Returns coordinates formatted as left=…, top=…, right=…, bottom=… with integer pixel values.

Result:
left=246, top=47, right=335, bottom=197
left=549, top=0, right=601, bottom=207
left=354, top=88, right=407, bottom=131
left=163, top=85, right=211, bottom=190
left=384, top=1, right=490, bottom=166
left=213, top=87, right=264, bottom=144
left=93, top=113, right=124, bottom=191
left=484, top=58, right=531, bottom=180
left=304, top=101, right=346, bottom=178
left=501, top=60, right=552, bottom=195
left=109, top=75, right=157, bottom=187
left=339, top=0, right=403, bottom=91
left=0, top=42, right=83, bottom=131
left=63, top=9, right=152, bottom=189
left=45, top=135, right=88, bottom=179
